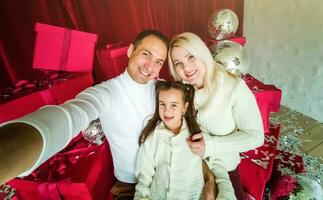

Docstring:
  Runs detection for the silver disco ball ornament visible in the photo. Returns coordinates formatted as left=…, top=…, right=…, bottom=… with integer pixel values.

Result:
left=207, top=9, right=239, bottom=40
left=82, top=118, right=105, bottom=145
left=210, top=40, right=250, bottom=76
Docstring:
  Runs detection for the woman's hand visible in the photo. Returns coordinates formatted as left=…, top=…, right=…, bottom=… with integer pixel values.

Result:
left=186, top=133, right=205, bottom=158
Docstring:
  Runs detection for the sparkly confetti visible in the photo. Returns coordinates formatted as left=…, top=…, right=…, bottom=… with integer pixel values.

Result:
left=303, top=154, right=323, bottom=185
left=267, top=106, right=323, bottom=198
left=277, top=134, right=303, bottom=153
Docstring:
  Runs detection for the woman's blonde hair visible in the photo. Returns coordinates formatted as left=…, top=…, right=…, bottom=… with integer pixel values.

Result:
left=168, top=32, right=234, bottom=93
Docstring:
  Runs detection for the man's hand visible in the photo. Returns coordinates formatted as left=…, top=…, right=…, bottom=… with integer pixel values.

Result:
left=186, top=133, right=205, bottom=158
left=0, top=123, right=43, bottom=185
left=204, top=181, right=217, bottom=200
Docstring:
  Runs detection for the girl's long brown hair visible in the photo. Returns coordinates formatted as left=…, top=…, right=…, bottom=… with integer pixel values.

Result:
left=139, top=80, right=201, bottom=145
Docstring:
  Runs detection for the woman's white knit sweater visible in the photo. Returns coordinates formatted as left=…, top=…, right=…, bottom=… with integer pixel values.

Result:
left=195, top=75, right=264, bottom=171
left=134, top=121, right=236, bottom=200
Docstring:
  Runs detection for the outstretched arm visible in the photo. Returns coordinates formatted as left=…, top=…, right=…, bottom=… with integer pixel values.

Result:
left=0, top=123, right=42, bottom=184
left=0, top=82, right=116, bottom=185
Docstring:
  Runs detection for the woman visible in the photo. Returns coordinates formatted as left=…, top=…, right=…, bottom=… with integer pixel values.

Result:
left=168, top=32, right=264, bottom=200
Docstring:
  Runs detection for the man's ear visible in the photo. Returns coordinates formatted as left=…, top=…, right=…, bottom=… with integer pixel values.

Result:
left=127, top=44, right=134, bottom=58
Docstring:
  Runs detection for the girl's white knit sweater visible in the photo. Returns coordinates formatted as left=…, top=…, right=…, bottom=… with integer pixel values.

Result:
left=134, top=121, right=236, bottom=200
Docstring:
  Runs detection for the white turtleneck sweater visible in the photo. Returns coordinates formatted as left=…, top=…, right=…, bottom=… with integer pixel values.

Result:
left=195, top=76, right=264, bottom=172
left=2, top=70, right=156, bottom=183
left=135, top=121, right=236, bottom=200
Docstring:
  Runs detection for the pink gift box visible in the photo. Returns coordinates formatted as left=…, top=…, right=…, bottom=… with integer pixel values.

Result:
left=33, top=23, right=98, bottom=72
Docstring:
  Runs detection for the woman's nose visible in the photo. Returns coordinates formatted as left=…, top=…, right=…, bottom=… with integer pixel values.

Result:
left=182, top=63, right=193, bottom=73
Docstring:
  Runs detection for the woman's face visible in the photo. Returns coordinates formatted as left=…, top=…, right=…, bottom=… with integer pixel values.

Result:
left=170, top=46, right=206, bottom=89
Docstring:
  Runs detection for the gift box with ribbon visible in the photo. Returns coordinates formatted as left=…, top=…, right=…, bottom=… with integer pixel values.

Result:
left=33, top=23, right=98, bottom=72
left=0, top=73, right=93, bottom=123
left=0, top=89, right=55, bottom=123
left=7, top=134, right=115, bottom=200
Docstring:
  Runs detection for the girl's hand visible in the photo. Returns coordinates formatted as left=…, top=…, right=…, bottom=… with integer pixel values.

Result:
left=186, top=133, right=205, bottom=158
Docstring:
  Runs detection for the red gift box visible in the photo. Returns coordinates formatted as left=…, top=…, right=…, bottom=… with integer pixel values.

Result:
left=207, top=36, right=246, bottom=47
left=0, top=73, right=93, bottom=123
left=33, top=23, right=98, bottom=72
left=110, top=47, right=130, bottom=77
left=245, top=74, right=282, bottom=133
left=96, top=44, right=129, bottom=83
left=273, top=150, right=305, bottom=176
left=0, top=89, right=55, bottom=123
left=8, top=135, right=115, bottom=200
left=105, top=41, right=126, bottom=50
left=48, top=73, right=94, bottom=104
left=239, top=124, right=281, bottom=200
left=267, top=151, right=305, bottom=200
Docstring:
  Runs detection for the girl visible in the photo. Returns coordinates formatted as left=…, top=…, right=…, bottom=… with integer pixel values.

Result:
left=134, top=80, right=235, bottom=200
left=168, top=32, right=264, bottom=200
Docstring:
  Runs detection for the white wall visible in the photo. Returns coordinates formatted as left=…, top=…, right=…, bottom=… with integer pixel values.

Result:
left=244, top=0, right=323, bottom=121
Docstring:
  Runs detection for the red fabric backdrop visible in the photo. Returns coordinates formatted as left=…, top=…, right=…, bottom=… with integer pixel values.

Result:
left=0, top=0, right=243, bottom=87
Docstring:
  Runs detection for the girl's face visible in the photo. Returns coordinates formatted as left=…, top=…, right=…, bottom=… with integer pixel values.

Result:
left=171, top=46, right=207, bottom=89
left=158, top=89, right=188, bottom=134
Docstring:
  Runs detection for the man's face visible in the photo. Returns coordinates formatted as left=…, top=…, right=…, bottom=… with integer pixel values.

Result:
left=127, top=35, right=167, bottom=84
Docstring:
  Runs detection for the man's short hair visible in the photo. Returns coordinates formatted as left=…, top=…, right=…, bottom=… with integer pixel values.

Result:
left=133, top=29, right=169, bottom=50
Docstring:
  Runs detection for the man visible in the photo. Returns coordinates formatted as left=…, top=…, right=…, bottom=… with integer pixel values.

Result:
left=0, top=29, right=169, bottom=199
